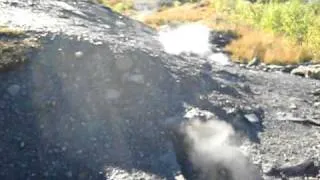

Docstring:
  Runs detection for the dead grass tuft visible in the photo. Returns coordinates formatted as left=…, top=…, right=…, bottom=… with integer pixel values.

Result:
left=143, top=3, right=215, bottom=29
left=225, top=29, right=312, bottom=64
left=0, top=26, right=24, bottom=37
left=0, top=32, right=40, bottom=71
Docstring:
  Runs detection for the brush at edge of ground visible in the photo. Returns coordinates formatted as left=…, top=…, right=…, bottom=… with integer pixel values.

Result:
left=100, top=0, right=320, bottom=65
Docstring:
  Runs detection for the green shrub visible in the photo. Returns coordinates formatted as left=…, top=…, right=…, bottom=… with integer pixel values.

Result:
left=97, top=0, right=133, bottom=13
left=113, top=2, right=133, bottom=12
left=306, top=18, right=320, bottom=59
left=260, top=3, right=282, bottom=31
left=211, top=0, right=236, bottom=13
left=211, top=0, right=320, bottom=62
left=280, top=1, right=311, bottom=41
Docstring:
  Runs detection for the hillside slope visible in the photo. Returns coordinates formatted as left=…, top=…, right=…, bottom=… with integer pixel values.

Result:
left=0, top=0, right=319, bottom=179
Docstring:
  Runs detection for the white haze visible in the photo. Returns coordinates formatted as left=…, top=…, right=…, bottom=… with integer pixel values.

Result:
left=132, top=1, right=231, bottom=65
left=158, top=23, right=232, bottom=66
left=158, top=23, right=212, bottom=56
left=186, top=119, right=261, bottom=179
left=208, top=52, right=232, bottom=66
left=178, top=109, right=261, bottom=180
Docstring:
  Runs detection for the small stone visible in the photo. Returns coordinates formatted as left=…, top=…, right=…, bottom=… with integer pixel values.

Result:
left=93, top=41, right=103, bottom=45
left=105, top=89, right=121, bottom=100
left=276, top=112, right=286, bottom=117
left=74, top=51, right=83, bottom=58
left=247, top=56, right=260, bottom=67
left=282, top=65, right=297, bottom=73
left=313, top=102, right=320, bottom=107
left=139, top=152, right=144, bottom=158
left=289, top=103, right=297, bottom=109
left=7, top=84, right=20, bottom=96
left=268, top=64, right=284, bottom=71
left=175, top=174, right=185, bottom=180
left=291, top=65, right=320, bottom=79
left=61, top=146, right=67, bottom=151
left=20, top=142, right=25, bottom=148
left=66, top=171, right=72, bottom=178
left=76, top=149, right=83, bottom=154
left=116, top=21, right=125, bottom=27
left=244, top=113, right=260, bottom=123
left=312, top=89, right=320, bottom=96
left=0, top=101, right=6, bottom=109
left=115, top=58, right=133, bottom=71
left=127, top=74, right=144, bottom=84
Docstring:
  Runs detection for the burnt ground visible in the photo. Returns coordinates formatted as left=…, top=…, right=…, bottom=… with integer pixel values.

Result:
left=0, top=0, right=319, bottom=180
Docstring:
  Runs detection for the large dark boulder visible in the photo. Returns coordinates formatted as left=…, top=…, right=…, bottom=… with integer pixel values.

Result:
left=0, top=1, right=188, bottom=179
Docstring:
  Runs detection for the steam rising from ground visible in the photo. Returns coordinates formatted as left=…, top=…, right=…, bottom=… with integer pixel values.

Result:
left=158, top=23, right=231, bottom=66
left=168, top=109, right=261, bottom=179
left=158, top=23, right=212, bottom=56
left=186, top=120, right=260, bottom=179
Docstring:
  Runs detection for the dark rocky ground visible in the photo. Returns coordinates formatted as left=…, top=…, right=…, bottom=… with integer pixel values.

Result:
left=0, top=0, right=319, bottom=180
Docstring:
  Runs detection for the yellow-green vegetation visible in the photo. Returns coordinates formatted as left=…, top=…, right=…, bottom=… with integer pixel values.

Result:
left=141, top=0, right=320, bottom=64
left=99, top=0, right=320, bottom=64
left=0, top=26, right=24, bottom=37
left=0, top=27, right=40, bottom=71
left=143, top=3, right=215, bottom=28
left=97, top=0, right=134, bottom=14
left=211, top=0, right=320, bottom=63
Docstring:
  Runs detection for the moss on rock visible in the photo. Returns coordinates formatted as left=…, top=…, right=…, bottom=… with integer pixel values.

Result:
left=0, top=27, right=40, bottom=71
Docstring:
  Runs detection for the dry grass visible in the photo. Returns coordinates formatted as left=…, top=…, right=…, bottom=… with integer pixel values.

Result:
left=225, top=29, right=312, bottom=65
left=0, top=26, right=24, bottom=37
left=0, top=27, right=40, bottom=71
left=143, top=3, right=215, bottom=29
left=138, top=2, right=314, bottom=64
left=97, top=0, right=134, bottom=14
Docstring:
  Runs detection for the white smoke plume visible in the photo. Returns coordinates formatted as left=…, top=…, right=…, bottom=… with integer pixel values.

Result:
left=132, top=1, right=231, bottom=65
left=167, top=108, right=261, bottom=180
left=158, top=23, right=212, bottom=56
left=158, top=23, right=232, bottom=66
left=186, top=119, right=261, bottom=179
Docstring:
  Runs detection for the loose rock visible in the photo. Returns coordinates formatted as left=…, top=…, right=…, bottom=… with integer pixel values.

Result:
left=291, top=65, right=320, bottom=79
left=247, top=56, right=260, bottom=67
left=7, top=84, right=20, bottom=96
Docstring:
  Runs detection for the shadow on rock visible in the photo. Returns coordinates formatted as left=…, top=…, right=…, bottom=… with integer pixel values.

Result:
left=0, top=34, right=184, bottom=179
left=209, top=30, right=239, bottom=52
left=0, top=1, right=264, bottom=179
left=176, top=64, right=264, bottom=143
left=265, top=159, right=320, bottom=179
left=161, top=62, right=264, bottom=179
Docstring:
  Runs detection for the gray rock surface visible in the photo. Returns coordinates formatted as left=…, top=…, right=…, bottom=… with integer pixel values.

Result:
left=291, top=64, right=320, bottom=79
left=0, top=0, right=319, bottom=180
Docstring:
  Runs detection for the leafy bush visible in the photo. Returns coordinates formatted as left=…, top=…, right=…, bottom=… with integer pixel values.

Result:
left=97, top=0, right=133, bottom=12
left=211, top=0, right=320, bottom=62
left=280, top=1, right=311, bottom=40
left=306, top=18, right=320, bottom=60
left=113, top=1, right=133, bottom=12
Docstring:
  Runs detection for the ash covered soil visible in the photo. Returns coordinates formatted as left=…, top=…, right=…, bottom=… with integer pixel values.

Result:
left=0, top=0, right=319, bottom=180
